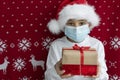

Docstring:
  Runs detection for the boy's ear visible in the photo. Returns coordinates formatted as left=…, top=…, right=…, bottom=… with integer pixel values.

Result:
left=88, top=22, right=92, bottom=27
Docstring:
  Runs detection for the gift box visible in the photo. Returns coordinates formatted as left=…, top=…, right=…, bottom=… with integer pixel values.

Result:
left=62, top=44, right=98, bottom=76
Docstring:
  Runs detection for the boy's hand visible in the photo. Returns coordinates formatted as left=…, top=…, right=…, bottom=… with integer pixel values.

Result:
left=55, top=59, right=73, bottom=79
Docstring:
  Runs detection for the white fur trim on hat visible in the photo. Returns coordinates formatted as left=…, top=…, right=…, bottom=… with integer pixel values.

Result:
left=47, top=19, right=61, bottom=34
left=47, top=4, right=100, bottom=34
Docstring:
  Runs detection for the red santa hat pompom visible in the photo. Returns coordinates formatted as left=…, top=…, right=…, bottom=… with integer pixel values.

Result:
left=47, top=0, right=100, bottom=34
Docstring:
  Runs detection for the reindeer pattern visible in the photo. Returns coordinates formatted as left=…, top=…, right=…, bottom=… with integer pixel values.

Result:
left=0, top=56, right=10, bottom=74
left=29, top=55, right=45, bottom=71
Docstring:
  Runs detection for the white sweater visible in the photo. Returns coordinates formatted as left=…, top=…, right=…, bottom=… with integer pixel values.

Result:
left=45, top=35, right=108, bottom=80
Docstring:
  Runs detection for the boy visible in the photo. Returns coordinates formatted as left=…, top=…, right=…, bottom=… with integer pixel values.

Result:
left=45, top=0, right=109, bottom=80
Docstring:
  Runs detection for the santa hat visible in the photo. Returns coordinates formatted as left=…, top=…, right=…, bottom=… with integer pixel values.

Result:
left=47, top=0, right=100, bottom=34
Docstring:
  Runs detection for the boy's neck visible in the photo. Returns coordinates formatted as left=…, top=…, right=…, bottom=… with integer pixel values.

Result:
left=66, top=37, right=78, bottom=43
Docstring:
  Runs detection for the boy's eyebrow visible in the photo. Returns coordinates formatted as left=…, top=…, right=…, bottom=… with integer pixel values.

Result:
left=67, top=19, right=87, bottom=22
left=78, top=20, right=87, bottom=22
left=67, top=19, right=74, bottom=22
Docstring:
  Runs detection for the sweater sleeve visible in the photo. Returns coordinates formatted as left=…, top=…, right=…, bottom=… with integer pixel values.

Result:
left=94, top=42, right=109, bottom=80
left=44, top=43, right=62, bottom=80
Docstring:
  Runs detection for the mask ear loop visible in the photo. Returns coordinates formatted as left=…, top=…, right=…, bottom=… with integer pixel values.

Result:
left=63, top=26, right=66, bottom=33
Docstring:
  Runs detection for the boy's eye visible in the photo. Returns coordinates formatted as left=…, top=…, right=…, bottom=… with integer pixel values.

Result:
left=79, top=22, right=85, bottom=26
left=67, top=23, right=74, bottom=26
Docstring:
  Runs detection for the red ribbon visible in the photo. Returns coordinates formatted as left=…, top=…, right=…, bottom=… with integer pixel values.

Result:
left=73, top=44, right=90, bottom=75
left=72, top=44, right=90, bottom=65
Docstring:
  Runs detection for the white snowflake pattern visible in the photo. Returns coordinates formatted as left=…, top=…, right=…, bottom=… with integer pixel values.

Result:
left=19, top=76, right=31, bottom=80
left=41, top=37, right=54, bottom=50
left=13, top=58, right=26, bottom=72
left=109, top=74, right=120, bottom=80
left=110, top=36, right=120, bottom=50
left=18, top=38, right=31, bottom=52
left=108, top=61, right=117, bottom=69
left=0, top=39, right=7, bottom=54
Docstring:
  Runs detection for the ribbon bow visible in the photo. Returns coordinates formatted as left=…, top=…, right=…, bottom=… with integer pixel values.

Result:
left=73, top=44, right=90, bottom=53
left=72, top=44, right=90, bottom=65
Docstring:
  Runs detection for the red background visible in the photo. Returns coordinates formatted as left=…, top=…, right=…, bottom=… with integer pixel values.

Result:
left=0, top=0, right=120, bottom=80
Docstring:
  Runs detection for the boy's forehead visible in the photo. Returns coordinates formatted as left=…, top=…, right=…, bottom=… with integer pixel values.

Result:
left=67, top=19, right=87, bottom=22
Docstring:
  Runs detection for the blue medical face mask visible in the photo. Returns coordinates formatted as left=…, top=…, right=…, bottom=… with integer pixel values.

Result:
left=65, top=24, right=90, bottom=43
